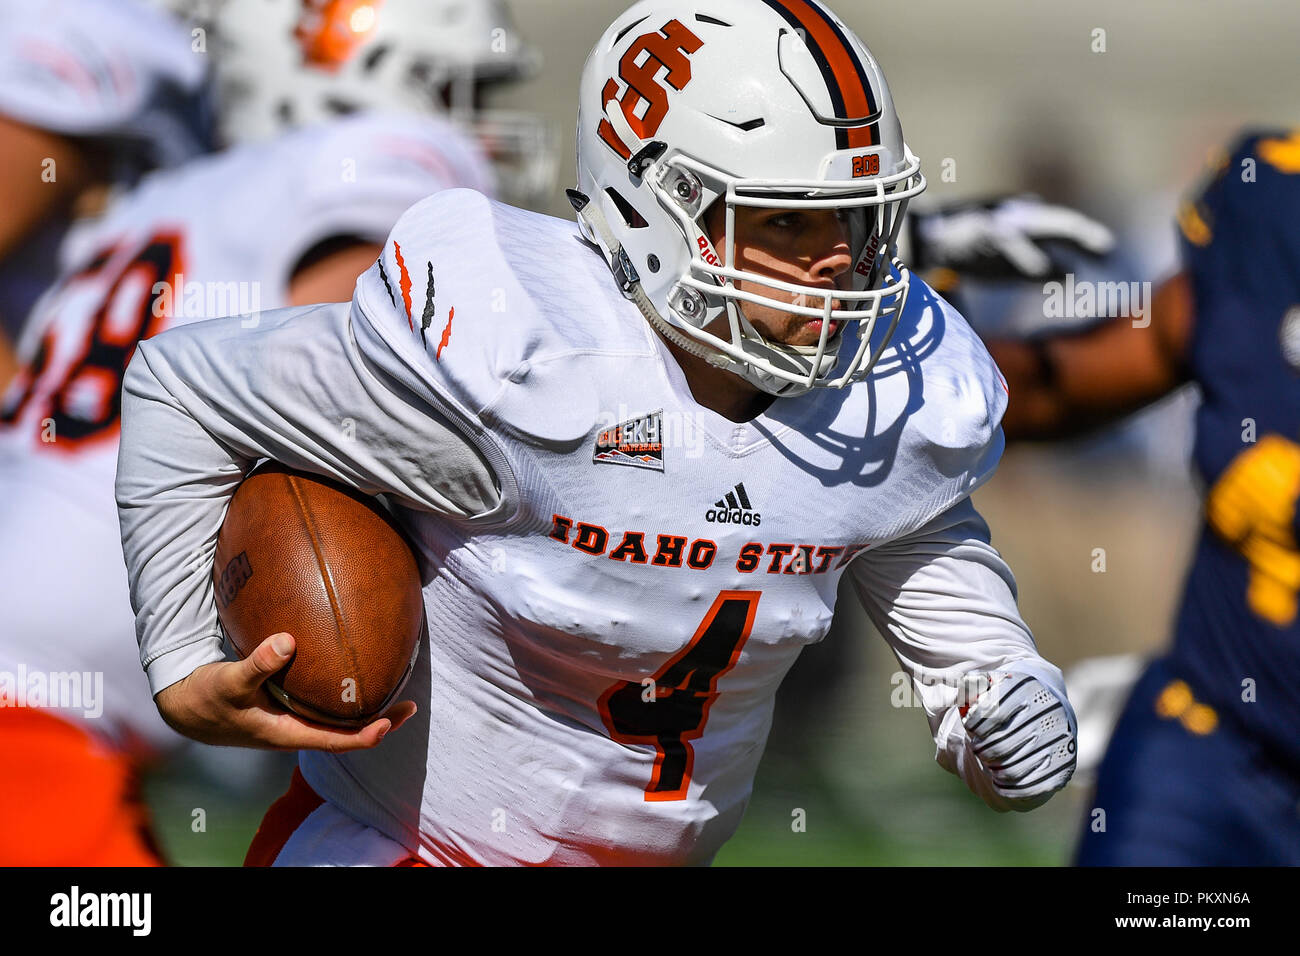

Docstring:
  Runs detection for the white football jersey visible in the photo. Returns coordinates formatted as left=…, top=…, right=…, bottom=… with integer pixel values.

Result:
left=0, top=115, right=493, bottom=753
left=0, top=0, right=211, bottom=339
left=117, top=190, right=1070, bottom=863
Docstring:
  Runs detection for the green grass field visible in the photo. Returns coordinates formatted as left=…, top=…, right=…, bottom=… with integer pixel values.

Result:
left=143, top=626, right=1089, bottom=867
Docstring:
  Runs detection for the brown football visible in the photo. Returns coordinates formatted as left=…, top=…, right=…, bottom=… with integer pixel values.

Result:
left=212, top=462, right=424, bottom=727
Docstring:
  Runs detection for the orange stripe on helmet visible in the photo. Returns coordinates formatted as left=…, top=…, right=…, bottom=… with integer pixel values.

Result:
left=764, top=0, right=877, bottom=149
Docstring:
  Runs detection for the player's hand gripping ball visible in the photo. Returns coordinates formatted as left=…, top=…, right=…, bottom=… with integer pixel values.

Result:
left=960, top=672, right=1078, bottom=811
left=212, top=462, right=425, bottom=727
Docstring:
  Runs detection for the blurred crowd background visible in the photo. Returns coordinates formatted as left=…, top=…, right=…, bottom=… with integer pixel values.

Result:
left=7, top=0, right=1299, bottom=865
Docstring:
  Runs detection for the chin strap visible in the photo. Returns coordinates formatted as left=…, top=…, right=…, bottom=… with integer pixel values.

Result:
left=570, top=190, right=734, bottom=369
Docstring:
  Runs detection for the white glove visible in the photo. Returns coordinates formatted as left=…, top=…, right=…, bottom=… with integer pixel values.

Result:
left=959, top=671, right=1078, bottom=811
left=911, top=195, right=1115, bottom=280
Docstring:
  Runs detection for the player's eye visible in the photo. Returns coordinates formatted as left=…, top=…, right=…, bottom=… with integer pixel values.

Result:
left=765, top=212, right=803, bottom=230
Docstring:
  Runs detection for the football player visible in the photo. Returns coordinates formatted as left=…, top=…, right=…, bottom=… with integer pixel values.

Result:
left=0, top=0, right=543, bottom=865
left=985, top=129, right=1300, bottom=864
left=116, top=0, right=1078, bottom=866
left=0, top=0, right=211, bottom=388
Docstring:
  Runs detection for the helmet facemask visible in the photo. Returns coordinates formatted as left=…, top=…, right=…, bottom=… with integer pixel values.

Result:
left=648, top=148, right=924, bottom=397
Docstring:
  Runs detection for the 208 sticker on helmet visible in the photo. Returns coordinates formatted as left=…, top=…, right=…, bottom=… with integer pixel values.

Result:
left=598, top=19, right=705, bottom=160
left=852, top=154, right=880, bottom=178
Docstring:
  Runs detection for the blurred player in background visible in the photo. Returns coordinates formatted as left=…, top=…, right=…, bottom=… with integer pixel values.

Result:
left=0, top=0, right=210, bottom=867
left=0, top=0, right=211, bottom=388
left=0, top=0, right=549, bottom=865
left=985, top=129, right=1300, bottom=864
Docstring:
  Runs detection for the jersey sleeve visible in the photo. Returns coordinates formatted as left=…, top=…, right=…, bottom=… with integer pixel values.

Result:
left=116, top=300, right=509, bottom=696
left=1176, top=128, right=1300, bottom=278
left=0, top=0, right=210, bottom=168
left=843, top=495, right=1073, bottom=811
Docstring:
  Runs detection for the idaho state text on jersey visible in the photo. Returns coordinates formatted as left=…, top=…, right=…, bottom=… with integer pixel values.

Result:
left=549, top=514, right=869, bottom=573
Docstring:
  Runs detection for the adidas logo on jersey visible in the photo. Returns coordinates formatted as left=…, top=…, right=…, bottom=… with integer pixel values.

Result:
left=706, top=483, right=761, bottom=526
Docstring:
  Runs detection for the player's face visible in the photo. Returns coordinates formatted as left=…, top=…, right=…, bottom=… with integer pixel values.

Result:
left=703, top=201, right=854, bottom=348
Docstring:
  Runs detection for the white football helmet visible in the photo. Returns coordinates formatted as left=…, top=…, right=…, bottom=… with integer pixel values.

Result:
left=572, top=0, right=925, bottom=397
left=161, top=0, right=556, bottom=203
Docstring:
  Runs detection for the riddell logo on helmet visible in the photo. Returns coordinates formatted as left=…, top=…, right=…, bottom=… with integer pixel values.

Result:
left=598, top=19, right=704, bottom=160
left=855, top=231, right=882, bottom=277
left=696, top=235, right=721, bottom=267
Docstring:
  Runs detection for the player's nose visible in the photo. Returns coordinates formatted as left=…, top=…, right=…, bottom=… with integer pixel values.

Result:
left=809, top=215, right=854, bottom=282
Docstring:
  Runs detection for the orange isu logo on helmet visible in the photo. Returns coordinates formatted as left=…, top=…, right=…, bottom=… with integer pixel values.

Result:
left=295, top=0, right=383, bottom=70
left=598, top=19, right=704, bottom=161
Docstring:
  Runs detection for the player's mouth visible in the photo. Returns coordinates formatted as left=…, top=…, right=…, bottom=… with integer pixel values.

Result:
left=804, top=318, right=840, bottom=339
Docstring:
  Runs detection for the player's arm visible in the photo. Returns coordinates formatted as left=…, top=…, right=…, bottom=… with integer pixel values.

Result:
left=845, top=497, right=1078, bottom=811
left=983, top=271, right=1195, bottom=441
left=0, top=116, right=96, bottom=261
left=287, top=237, right=386, bottom=307
left=0, top=116, right=100, bottom=385
left=117, top=300, right=504, bottom=751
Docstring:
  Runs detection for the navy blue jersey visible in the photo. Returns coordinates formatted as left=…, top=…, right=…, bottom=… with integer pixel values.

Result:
left=1173, top=128, right=1300, bottom=772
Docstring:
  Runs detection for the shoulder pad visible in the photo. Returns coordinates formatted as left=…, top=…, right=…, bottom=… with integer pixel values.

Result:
left=1180, top=127, right=1300, bottom=250
left=290, top=112, right=495, bottom=216
left=352, top=190, right=608, bottom=446
left=904, top=281, right=1008, bottom=468
left=821, top=278, right=1006, bottom=538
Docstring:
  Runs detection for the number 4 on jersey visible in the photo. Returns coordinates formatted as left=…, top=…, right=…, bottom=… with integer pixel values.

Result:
left=598, top=590, right=760, bottom=801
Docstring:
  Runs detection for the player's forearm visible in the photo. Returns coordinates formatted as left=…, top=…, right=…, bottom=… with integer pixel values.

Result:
left=989, top=274, right=1194, bottom=442
left=985, top=337, right=1076, bottom=440
left=989, top=330, right=1181, bottom=442
left=0, top=118, right=94, bottom=261
left=849, top=498, right=1077, bottom=810
left=117, top=342, right=251, bottom=695
left=0, top=330, right=18, bottom=392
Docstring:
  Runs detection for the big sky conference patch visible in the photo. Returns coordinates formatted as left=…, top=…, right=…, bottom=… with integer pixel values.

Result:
left=592, top=410, right=665, bottom=472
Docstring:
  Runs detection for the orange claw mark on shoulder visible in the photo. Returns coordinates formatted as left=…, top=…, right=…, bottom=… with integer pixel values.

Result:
left=436, top=307, right=455, bottom=361
left=392, top=242, right=414, bottom=331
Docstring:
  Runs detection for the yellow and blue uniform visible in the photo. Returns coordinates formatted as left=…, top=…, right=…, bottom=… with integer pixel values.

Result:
left=1077, top=130, right=1300, bottom=864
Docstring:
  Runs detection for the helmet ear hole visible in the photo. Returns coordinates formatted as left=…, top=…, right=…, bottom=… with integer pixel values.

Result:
left=605, top=188, right=649, bottom=229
